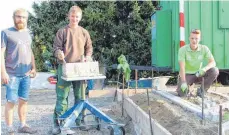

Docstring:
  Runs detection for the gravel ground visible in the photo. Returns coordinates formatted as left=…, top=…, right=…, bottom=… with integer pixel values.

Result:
left=3, top=84, right=228, bottom=135
left=1, top=87, right=136, bottom=135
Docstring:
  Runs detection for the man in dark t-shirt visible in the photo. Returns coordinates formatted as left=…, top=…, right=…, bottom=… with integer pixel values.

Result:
left=1, top=8, right=37, bottom=134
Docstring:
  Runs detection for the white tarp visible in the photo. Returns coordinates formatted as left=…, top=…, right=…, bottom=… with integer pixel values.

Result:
left=30, top=72, right=56, bottom=90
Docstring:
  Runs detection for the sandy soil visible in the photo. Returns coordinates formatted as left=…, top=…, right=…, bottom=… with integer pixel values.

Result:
left=130, top=92, right=219, bottom=135
left=1, top=87, right=136, bottom=135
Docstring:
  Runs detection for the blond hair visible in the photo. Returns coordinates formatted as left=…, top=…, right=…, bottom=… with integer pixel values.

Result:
left=68, top=6, right=82, bottom=15
left=13, top=8, right=28, bottom=17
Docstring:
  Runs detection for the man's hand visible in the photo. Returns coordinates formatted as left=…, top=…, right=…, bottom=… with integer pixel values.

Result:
left=195, top=68, right=206, bottom=77
left=1, top=72, right=10, bottom=84
left=85, top=56, right=93, bottom=62
left=26, top=69, right=36, bottom=78
left=57, top=50, right=65, bottom=61
left=181, top=82, right=188, bottom=92
left=30, top=68, right=37, bottom=78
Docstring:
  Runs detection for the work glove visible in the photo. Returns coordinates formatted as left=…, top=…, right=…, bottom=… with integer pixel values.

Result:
left=195, top=68, right=206, bottom=77
left=181, top=82, right=188, bottom=93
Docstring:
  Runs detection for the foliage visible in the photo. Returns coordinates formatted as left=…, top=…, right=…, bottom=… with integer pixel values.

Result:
left=117, top=54, right=131, bottom=82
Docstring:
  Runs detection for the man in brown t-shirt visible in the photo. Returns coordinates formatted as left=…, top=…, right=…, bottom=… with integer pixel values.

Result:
left=52, top=6, right=93, bottom=134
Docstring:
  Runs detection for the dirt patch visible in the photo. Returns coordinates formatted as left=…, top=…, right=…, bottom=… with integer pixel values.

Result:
left=130, top=93, right=218, bottom=135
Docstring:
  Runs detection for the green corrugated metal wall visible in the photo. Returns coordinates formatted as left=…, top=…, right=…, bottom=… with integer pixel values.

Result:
left=185, top=1, right=229, bottom=71
left=152, top=1, right=229, bottom=72
left=151, top=10, right=172, bottom=68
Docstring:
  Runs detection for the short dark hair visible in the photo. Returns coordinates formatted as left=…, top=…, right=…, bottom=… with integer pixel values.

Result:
left=190, top=29, right=201, bottom=35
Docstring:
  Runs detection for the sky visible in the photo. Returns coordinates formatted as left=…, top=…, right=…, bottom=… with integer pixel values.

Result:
left=0, top=0, right=35, bottom=31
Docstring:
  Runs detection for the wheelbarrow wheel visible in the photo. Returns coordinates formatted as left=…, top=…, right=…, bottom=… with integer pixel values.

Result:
left=108, top=126, right=114, bottom=135
left=119, top=126, right=125, bottom=135
left=108, top=126, right=125, bottom=135
left=95, top=117, right=101, bottom=130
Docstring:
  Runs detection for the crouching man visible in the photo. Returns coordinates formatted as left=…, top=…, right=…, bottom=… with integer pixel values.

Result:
left=177, top=29, right=219, bottom=97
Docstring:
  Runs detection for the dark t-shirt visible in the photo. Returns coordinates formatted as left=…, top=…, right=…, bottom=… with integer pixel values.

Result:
left=1, top=27, right=32, bottom=76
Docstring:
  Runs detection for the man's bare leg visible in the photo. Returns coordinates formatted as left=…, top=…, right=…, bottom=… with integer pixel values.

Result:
left=5, top=102, right=15, bottom=126
left=18, top=98, right=28, bottom=127
left=5, top=101, right=15, bottom=134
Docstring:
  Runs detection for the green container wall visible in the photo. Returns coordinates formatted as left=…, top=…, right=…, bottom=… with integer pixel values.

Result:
left=151, top=10, right=172, bottom=68
left=153, top=1, right=229, bottom=72
left=152, top=1, right=180, bottom=71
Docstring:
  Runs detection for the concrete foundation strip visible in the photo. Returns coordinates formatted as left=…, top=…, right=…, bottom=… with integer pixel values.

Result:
left=208, top=91, right=229, bottom=100
left=152, top=90, right=219, bottom=121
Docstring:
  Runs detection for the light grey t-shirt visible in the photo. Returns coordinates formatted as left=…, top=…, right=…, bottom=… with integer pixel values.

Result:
left=1, top=27, right=32, bottom=76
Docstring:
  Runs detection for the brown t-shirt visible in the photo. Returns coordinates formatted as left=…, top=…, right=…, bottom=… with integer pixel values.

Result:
left=53, top=25, right=93, bottom=63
